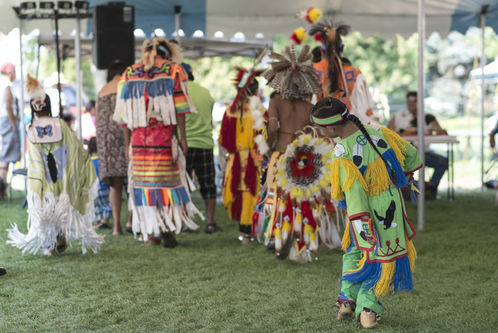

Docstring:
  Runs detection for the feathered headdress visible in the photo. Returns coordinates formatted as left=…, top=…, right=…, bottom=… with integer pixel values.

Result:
left=26, top=74, right=50, bottom=113
left=263, top=45, right=321, bottom=101
left=290, top=7, right=323, bottom=44
left=230, top=47, right=267, bottom=112
left=141, top=37, right=184, bottom=70
left=308, top=18, right=350, bottom=51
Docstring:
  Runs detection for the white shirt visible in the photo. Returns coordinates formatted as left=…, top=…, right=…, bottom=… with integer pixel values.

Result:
left=391, top=109, right=414, bottom=132
left=0, top=76, right=14, bottom=118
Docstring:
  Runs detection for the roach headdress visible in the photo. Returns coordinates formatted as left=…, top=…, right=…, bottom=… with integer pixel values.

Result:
left=230, top=47, right=267, bottom=112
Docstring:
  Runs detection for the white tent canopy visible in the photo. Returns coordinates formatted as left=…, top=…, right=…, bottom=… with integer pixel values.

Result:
left=1, top=0, right=496, bottom=38
left=471, top=57, right=498, bottom=82
left=206, top=0, right=468, bottom=39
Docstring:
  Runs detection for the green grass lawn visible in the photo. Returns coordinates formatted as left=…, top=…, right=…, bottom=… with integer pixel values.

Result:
left=0, top=190, right=497, bottom=332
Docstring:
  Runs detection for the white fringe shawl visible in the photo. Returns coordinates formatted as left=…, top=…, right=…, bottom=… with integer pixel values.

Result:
left=114, top=74, right=197, bottom=130
left=7, top=179, right=104, bottom=255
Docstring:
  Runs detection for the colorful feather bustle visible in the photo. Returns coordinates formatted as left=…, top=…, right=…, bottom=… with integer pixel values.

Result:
left=270, top=127, right=344, bottom=262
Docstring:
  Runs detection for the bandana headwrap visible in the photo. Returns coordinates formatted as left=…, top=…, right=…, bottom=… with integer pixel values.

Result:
left=310, top=97, right=349, bottom=126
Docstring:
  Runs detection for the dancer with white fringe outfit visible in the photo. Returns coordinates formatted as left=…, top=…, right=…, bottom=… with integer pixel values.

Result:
left=7, top=75, right=103, bottom=255
left=113, top=38, right=203, bottom=247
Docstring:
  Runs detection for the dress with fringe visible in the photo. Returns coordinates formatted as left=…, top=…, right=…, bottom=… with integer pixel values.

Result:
left=113, top=55, right=203, bottom=236
left=7, top=117, right=103, bottom=255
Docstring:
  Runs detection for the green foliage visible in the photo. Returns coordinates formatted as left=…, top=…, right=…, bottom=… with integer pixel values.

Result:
left=184, top=56, right=254, bottom=103
left=343, top=32, right=419, bottom=106
left=0, top=190, right=497, bottom=332
left=23, top=35, right=96, bottom=101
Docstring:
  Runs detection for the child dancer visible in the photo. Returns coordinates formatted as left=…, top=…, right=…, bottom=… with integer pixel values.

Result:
left=310, top=97, right=422, bottom=328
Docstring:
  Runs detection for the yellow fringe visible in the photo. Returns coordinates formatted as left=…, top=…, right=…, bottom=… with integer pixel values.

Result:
left=354, top=251, right=367, bottom=270
left=330, top=159, right=368, bottom=201
left=240, top=191, right=259, bottom=225
left=222, top=155, right=235, bottom=206
left=381, top=127, right=408, bottom=167
left=374, top=261, right=396, bottom=297
left=341, top=220, right=351, bottom=252
left=330, top=128, right=412, bottom=201
left=406, top=235, right=417, bottom=271
left=364, top=157, right=392, bottom=197
left=235, top=113, right=255, bottom=150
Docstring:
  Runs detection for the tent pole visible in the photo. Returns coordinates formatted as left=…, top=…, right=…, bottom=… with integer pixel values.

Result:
left=174, top=5, right=182, bottom=44
left=18, top=19, right=26, bottom=173
left=75, top=14, right=82, bottom=140
left=54, top=10, right=63, bottom=116
left=480, top=10, right=486, bottom=191
left=417, top=0, right=426, bottom=230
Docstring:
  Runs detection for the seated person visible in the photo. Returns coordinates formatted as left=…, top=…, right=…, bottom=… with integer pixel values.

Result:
left=387, top=91, right=448, bottom=199
left=489, top=119, right=498, bottom=156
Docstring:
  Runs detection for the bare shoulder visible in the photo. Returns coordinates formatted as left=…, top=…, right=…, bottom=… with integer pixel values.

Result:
left=98, top=81, right=118, bottom=97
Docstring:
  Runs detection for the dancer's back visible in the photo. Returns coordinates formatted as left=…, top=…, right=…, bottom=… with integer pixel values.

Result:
left=268, top=94, right=313, bottom=153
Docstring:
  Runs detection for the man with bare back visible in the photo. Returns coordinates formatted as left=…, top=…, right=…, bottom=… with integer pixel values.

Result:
left=252, top=44, right=322, bottom=252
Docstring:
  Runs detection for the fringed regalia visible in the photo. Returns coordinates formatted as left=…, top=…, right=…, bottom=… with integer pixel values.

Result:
left=255, top=128, right=344, bottom=263
left=113, top=55, right=202, bottom=236
left=331, top=125, right=422, bottom=317
left=314, top=60, right=374, bottom=124
left=219, top=97, right=266, bottom=235
left=8, top=117, right=103, bottom=254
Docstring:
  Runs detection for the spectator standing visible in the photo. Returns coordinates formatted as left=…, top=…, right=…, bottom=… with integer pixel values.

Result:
left=82, top=100, right=96, bottom=141
left=181, top=63, right=220, bottom=233
left=96, top=61, right=131, bottom=235
left=0, top=62, right=20, bottom=199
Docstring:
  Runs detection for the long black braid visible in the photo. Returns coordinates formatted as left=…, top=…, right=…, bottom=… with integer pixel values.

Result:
left=347, top=114, right=398, bottom=183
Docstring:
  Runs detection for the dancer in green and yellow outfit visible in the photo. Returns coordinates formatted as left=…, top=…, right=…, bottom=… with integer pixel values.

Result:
left=310, top=97, right=422, bottom=329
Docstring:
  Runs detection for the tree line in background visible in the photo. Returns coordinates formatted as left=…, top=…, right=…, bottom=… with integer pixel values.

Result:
left=22, top=27, right=498, bottom=120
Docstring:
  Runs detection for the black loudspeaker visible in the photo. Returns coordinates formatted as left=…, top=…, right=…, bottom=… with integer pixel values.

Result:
left=92, top=2, right=135, bottom=69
